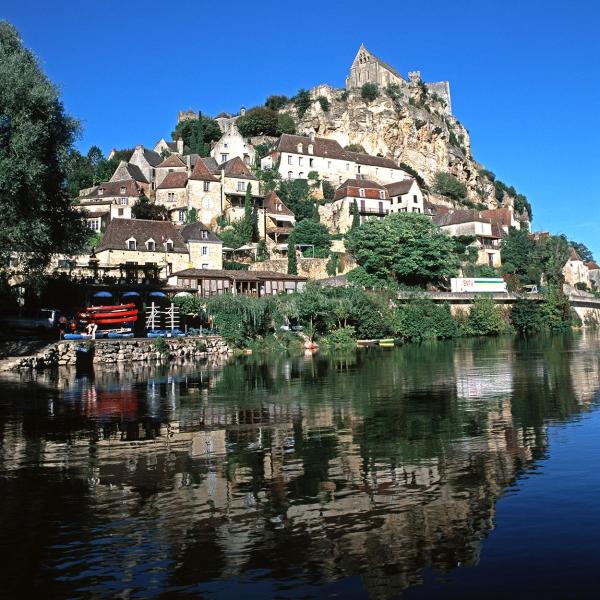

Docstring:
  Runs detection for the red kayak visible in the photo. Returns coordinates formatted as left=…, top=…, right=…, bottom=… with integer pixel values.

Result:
left=86, top=309, right=138, bottom=320
left=93, top=315, right=138, bottom=325
left=87, top=303, right=136, bottom=312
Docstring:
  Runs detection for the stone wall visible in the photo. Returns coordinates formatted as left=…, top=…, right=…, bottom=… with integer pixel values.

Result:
left=0, top=336, right=230, bottom=371
left=250, top=255, right=356, bottom=280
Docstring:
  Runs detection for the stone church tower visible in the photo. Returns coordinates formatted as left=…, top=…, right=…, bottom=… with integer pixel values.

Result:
left=346, top=44, right=405, bottom=90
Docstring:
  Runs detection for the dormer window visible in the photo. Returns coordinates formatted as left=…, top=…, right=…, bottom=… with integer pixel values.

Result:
left=379, top=190, right=386, bottom=199
left=201, top=230, right=208, bottom=240
left=297, top=143, right=303, bottom=153
left=127, top=238, right=136, bottom=250
left=359, top=188, right=365, bottom=198
left=120, top=186, right=126, bottom=194
left=308, top=144, right=314, bottom=155
left=165, top=239, right=174, bottom=252
left=98, top=188, right=104, bottom=196
left=146, top=239, right=155, bottom=251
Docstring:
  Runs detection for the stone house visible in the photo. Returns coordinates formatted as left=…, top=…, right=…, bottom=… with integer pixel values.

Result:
left=95, top=219, right=191, bottom=280
left=110, top=161, right=152, bottom=196
left=128, top=145, right=163, bottom=191
left=155, top=172, right=189, bottom=223
left=187, top=159, right=222, bottom=227
left=218, top=157, right=261, bottom=224
left=320, top=179, right=389, bottom=234
left=76, top=179, right=140, bottom=233
left=479, top=208, right=520, bottom=233
left=385, top=178, right=424, bottom=214
left=586, top=262, right=600, bottom=289
left=210, top=122, right=255, bottom=166
left=153, top=138, right=183, bottom=156
left=261, top=191, right=295, bottom=251
left=261, top=133, right=406, bottom=187
left=433, top=209, right=503, bottom=268
left=563, top=248, right=590, bottom=288
left=180, top=222, right=223, bottom=270
left=154, top=154, right=187, bottom=189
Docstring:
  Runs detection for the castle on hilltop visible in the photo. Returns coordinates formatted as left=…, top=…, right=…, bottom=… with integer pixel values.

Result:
left=346, top=44, right=452, bottom=114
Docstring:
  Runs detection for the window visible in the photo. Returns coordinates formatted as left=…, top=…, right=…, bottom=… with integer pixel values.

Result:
left=98, top=188, right=104, bottom=196
left=178, top=209, right=186, bottom=222
left=224, top=143, right=228, bottom=148
left=328, top=161, right=332, bottom=169
left=202, top=263, right=209, bottom=269
left=412, top=207, right=421, bottom=213
left=298, top=157, right=303, bottom=166
left=379, top=190, right=385, bottom=199
left=167, top=193, right=175, bottom=202
left=375, top=168, right=379, bottom=176
left=120, top=186, right=126, bottom=194
left=357, top=165, right=361, bottom=174
left=309, top=158, right=314, bottom=167
left=127, top=239, right=136, bottom=250
left=166, top=240, right=173, bottom=252
left=118, top=208, right=124, bottom=216
left=203, top=197, right=212, bottom=209
left=146, top=239, right=155, bottom=251
left=346, top=163, right=350, bottom=171
left=298, top=172, right=304, bottom=179
left=118, top=197, right=128, bottom=205
left=339, top=176, right=342, bottom=184
left=413, top=194, right=418, bottom=203
left=201, top=230, right=208, bottom=240
left=359, top=188, right=365, bottom=197
left=88, top=218, right=100, bottom=231
left=237, top=181, right=246, bottom=192
left=308, top=144, right=314, bottom=155
left=297, top=143, right=303, bottom=153
left=288, top=171, right=293, bottom=179
left=221, top=153, right=228, bottom=163
left=287, top=155, right=292, bottom=165
left=203, top=181, right=210, bottom=192
left=202, top=246, right=208, bottom=256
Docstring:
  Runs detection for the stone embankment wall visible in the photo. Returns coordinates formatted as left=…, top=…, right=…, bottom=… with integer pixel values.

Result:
left=0, top=336, right=229, bottom=371
left=250, top=255, right=356, bottom=280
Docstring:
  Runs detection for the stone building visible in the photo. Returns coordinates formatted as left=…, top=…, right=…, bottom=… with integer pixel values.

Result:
left=187, top=159, right=222, bottom=227
left=346, top=44, right=452, bottom=113
left=563, top=248, right=590, bottom=288
left=218, top=157, right=261, bottom=224
left=153, top=138, right=183, bottom=156
left=385, top=178, right=424, bottom=214
left=261, top=191, right=295, bottom=251
left=154, top=154, right=187, bottom=189
left=210, top=121, right=255, bottom=166
left=110, top=161, right=152, bottom=196
left=155, top=172, right=189, bottom=223
left=127, top=145, right=162, bottom=191
left=180, top=222, right=223, bottom=271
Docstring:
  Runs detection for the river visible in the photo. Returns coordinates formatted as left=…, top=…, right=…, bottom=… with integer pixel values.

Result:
left=1, top=333, right=600, bottom=599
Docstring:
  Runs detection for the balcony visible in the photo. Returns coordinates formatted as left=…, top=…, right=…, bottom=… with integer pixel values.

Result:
left=349, top=206, right=389, bottom=216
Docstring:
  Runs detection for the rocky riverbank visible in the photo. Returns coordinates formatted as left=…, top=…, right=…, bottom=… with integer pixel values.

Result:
left=0, top=336, right=230, bottom=371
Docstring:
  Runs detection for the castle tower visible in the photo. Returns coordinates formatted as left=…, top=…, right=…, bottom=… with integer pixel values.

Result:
left=346, top=43, right=405, bottom=90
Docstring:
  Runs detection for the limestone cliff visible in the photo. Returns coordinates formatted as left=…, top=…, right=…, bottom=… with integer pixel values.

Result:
left=287, top=81, right=529, bottom=220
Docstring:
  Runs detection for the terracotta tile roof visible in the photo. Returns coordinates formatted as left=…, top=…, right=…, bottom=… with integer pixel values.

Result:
left=157, top=172, right=188, bottom=189
left=189, top=158, right=219, bottom=182
left=82, top=179, right=141, bottom=200
left=96, top=219, right=187, bottom=253
left=334, top=178, right=388, bottom=201
left=156, top=154, right=186, bottom=168
left=218, top=156, right=257, bottom=180
left=479, top=208, right=514, bottom=226
left=586, top=261, right=600, bottom=270
left=424, top=201, right=450, bottom=216
left=568, top=247, right=582, bottom=261
left=180, top=222, right=222, bottom=243
left=263, top=191, right=294, bottom=216
left=384, top=178, right=416, bottom=196
left=172, top=268, right=307, bottom=281
left=276, top=134, right=348, bottom=160
left=345, top=151, right=401, bottom=170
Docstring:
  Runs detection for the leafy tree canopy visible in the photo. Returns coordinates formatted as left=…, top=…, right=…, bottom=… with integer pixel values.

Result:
left=344, top=143, right=367, bottom=153
left=500, top=226, right=535, bottom=283
left=131, top=195, right=168, bottom=221
left=265, top=95, right=289, bottom=111
left=361, top=83, right=380, bottom=102
left=0, top=20, right=88, bottom=270
left=276, top=179, right=314, bottom=221
left=237, top=107, right=295, bottom=137
left=346, top=212, right=459, bottom=287
left=433, top=171, right=467, bottom=201
left=171, top=114, right=221, bottom=157
left=291, top=218, right=331, bottom=252
left=294, top=89, right=312, bottom=119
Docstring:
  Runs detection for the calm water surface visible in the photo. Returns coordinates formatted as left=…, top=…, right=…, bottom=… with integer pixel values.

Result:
left=1, top=334, right=600, bottom=598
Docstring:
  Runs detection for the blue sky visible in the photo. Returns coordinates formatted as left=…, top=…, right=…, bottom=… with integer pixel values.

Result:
left=4, top=0, right=600, bottom=254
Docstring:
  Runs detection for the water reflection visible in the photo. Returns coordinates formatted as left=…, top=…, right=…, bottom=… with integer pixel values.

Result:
left=1, top=333, right=599, bottom=598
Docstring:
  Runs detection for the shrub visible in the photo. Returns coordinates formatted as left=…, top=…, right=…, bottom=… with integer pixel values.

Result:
left=510, top=298, right=544, bottom=334
left=265, top=95, right=289, bottom=110
left=385, top=82, right=402, bottom=102
left=478, top=168, right=496, bottom=182
left=322, top=180, right=335, bottom=200
left=361, top=83, right=380, bottom=102
left=344, top=143, right=367, bottom=153
left=276, top=113, right=296, bottom=135
left=321, top=326, right=356, bottom=348
left=294, top=89, right=312, bottom=119
left=317, top=96, right=330, bottom=112
left=291, top=218, right=331, bottom=252
left=433, top=171, right=467, bottom=201
left=400, top=162, right=427, bottom=189
left=394, top=299, right=457, bottom=342
left=464, top=296, right=506, bottom=336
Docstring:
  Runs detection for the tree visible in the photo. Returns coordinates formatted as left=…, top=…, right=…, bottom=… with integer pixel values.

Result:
left=236, top=182, right=255, bottom=244
left=185, top=207, right=198, bottom=224
left=569, top=240, right=594, bottom=263
left=322, top=180, right=335, bottom=200
left=361, top=83, right=380, bottom=102
left=0, top=21, right=88, bottom=271
left=256, top=239, right=269, bottom=261
left=276, top=179, right=314, bottom=221
left=534, top=234, right=570, bottom=286
left=510, top=298, right=544, bottom=335
left=317, top=96, right=330, bottom=112
left=294, top=89, right=312, bottom=119
left=171, top=113, right=221, bottom=156
left=345, top=212, right=459, bottom=287
left=501, top=226, right=535, bottom=283
left=351, top=199, right=360, bottom=230
left=237, top=107, right=296, bottom=137
left=400, top=162, right=427, bottom=189
left=433, top=171, right=467, bottom=201
left=132, top=195, right=169, bottom=220
left=291, top=218, right=331, bottom=255
left=344, top=143, right=367, bottom=153
left=265, top=95, right=289, bottom=110
left=287, top=237, right=297, bottom=275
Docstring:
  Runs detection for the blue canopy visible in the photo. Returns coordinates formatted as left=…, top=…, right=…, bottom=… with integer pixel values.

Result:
left=122, top=291, right=140, bottom=298
left=93, top=291, right=113, bottom=298
left=148, top=291, right=168, bottom=298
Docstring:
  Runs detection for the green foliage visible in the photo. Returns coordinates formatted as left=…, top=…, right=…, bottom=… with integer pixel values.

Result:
left=276, top=113, right=296, bottom=135
left=510, top=298, right=545, bottom=335
left=347, top=266, right=394, bottom=290
left=265, top=95, right=289, bottom=110
left=400, top=162, right=427, bottom=189
left=321, top=326, right=356, bottom=348
left=351, top=198, right=360, bottom=230
left=171, top=113, right=221, bottom=156
left=514, top=194, right=532, bottom=219
left=569, top=241, right=593, bottom=262
left=0, top=21, right=88, bottom=270
left=464, top=296, right=506, bottom=336
left=237, top=107, right=278, bottom=137
left=256, top=239, right=269, bottom=262
left=393, top=298, right=457, bottom=342
left=254, top=142, right=274, bottom=160
left=501, top=227, right=535, bottom=283
left=338, top=91, right=349, bottom=102
left=291, top=218, right=331, bottom=252
left=433, top=171, right=467, bottom=201
left=132, top=195, right=169, bottom=221
left=287, top=237, right=298, bottom=275
left=276, top=179, right=314, bottom=221
left=541, top=285, right=572, bottom=333
left=346, top=212, right=459, bottom=287
left=322, top=180, right=335, bottom=200
left=317, top=96, right=330, bottom=112
left=185, top=207, right=198, bottom=224
left=326, top=252, right=343, bottom=277
left=153, top=336, right=169, bottom=355
left=534, top=234, right=570, bottom=286
left=294, top=89, right=312, bottom=119
left=222, top=261, right=249, bottom=270
left=259, top=166, right=281, bottom=193
left=385, top=82, right=403, bottom=103
left=172, top=293, right=203, bottom=316
left=478, top=168, right=496, bottom=182
left=463, top=264, right=501, bottom=278
left=449, top=129, right=460, bottom=147
left=494, top=180, right=506, bottom=202
left=361, top=82, right=380, bottom=102
left=344, top=143, right=367, bottom=153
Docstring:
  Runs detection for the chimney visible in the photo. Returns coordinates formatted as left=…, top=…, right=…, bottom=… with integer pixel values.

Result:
left=177, top=138, right=184, bottom=154
left=309, top=131, right=316, bottom=142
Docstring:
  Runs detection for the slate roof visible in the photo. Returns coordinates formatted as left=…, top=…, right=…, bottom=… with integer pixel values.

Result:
left=156, top=154, right=186, bottom=169
left=180, top=222, right=222, bottom=243
left=157, top=172, right=188, bottom=189
left=263, top=191, right=294, bottom=216
left=384, top=179, right=416, bottom=197
left=334, top=178, right=387, bottom=201
left=81, top=179, right=141, bottom=200
left=142, top=147, right=162, bottom=167
left=96, top=219, right=187, bottom=253
left=276, top=134, right=348, bottom=160
left=190, top=157, right=220, bottom=181
left=433, top=209, right=490, bottom=227
left=345, top=151, right=401, bottom=170
left=201, top=156, right=219, bottom=173
left=110, top=161, right=149, bottom=184
left=217, top=156, right=257, bottom=180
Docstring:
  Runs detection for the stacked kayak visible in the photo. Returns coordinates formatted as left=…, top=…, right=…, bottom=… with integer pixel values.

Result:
left=79, top=303, right=139, bottom=325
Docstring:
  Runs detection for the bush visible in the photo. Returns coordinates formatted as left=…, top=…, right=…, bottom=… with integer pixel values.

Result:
left=322, top=180, right=335, bottom=200
left=464, top=296, right=506, bottom=336
left=317, top=96, right=330, bottom=112
left=394, top=299, right=457, bottom=342
left=400, top=162, right=427, bottom=189
left=292, top=218, right=331, bottom=252
left=276, top=113, right=296, bottom=135
left=321, top=326, right=356, bottom=348
left=344, top=143, right=367, bottom=153
left=265, top=95, right=289, bottom=110
left=361, top=83, right=380, bottom=102
left=433, top=171, right=467, bottom=201
left=385, top=82, right=402, bottom=102
left=294, top=89, right=312, bottom=119
left=478, top=168, right=496, bottom=182
left=510, top=298, right=544, bottom=334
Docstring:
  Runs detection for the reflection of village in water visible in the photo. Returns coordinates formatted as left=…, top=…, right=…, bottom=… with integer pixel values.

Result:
left=2, top=334, right=600, bottom=598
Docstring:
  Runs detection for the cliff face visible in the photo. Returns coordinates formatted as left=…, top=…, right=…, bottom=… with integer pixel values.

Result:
left=290, top=82, right=520, bottom=215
